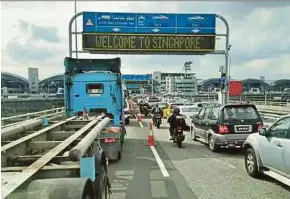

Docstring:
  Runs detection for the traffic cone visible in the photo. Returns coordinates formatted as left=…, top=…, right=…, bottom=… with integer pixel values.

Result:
left=147, top=122, right=156, bottom=146
left=137, top=113, right=142, bottom=122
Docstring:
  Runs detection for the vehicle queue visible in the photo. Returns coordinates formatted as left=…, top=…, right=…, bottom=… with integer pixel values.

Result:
left=125, top=94, right=290, bottom=187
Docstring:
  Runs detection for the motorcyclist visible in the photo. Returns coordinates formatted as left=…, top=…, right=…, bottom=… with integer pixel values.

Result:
left=167, top=107, right=184, bottom=140
left=151, top=104, right=163, bottom=123
left=139, top=100, right=145, bottom=113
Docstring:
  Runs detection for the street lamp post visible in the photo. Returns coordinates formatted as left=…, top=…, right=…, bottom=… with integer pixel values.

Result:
left=151, top=74, right=154, bottom=96
left=226, top=44, right=232, bottom=104
left=74, top=0, right=78, bottom=58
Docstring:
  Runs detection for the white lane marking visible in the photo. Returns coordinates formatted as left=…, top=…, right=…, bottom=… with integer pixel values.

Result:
left=134, top=114, right=144, bottom=128
left=150, top=146, right=170, bottom=177
left=139, top=121, right=144, bottom=128
left=204, top=154, right=237, bottom=170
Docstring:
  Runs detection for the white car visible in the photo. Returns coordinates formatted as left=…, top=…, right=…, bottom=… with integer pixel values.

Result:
left=124, top=99, right=130, bottom=125
left=153, top=15, right=169, bottom=20
left=243, top=115, right=290, bottom=186
left=178, top=105, right=201, bottom=127
left=148, top=97, right=160, bottom=108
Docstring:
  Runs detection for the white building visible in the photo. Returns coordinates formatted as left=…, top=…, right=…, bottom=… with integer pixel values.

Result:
left=153, top=71, right=198, bottom=95
left=165, top=76, right=175, bottom=94
left=28, top=68, right=39, bottom=93
left=174, top=76, right=197, bottom=96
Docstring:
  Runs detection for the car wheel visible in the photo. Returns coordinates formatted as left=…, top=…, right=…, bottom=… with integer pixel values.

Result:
left=245, top=148, right=261, bottom=178
left=208, top=135, right=217, bottom=152
left=191, top=128, right=197, bottom=141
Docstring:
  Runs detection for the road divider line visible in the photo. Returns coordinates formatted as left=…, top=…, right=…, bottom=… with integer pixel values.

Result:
left=204, top=154, right=237, bottom=170
left=139, top=122, right=144, bottom=128
left=150, top=146, right=170, bottom=178
left=135, top=114, right=144, bottom=128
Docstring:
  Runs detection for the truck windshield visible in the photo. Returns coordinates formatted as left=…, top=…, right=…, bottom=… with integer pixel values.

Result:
left=87, top=84, right=104, bottom=94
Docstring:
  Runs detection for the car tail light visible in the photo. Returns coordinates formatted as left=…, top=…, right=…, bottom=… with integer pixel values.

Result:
left=257, top=123, right=263, bottom=131
left=104, top=138, right=116, bottom=143
left=218, top=125, right=230, bottom=134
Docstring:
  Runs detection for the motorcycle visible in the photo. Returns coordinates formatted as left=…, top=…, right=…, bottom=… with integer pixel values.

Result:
left=140, top=104, right=149, bottom=117
left=173, top=116, right=186, bottom=148
left=143, top=105, right=149, bottom=117
left=153, top=114, right=162, bottom=129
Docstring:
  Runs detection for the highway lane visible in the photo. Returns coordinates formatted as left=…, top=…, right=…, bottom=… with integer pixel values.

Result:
left=107, top=120, right=198, bottom=199
left=108, top=118, right=290, bottom=199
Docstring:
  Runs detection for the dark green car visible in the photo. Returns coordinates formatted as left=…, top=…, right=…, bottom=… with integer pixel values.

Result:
left=191, top=103, right=263, bottom=152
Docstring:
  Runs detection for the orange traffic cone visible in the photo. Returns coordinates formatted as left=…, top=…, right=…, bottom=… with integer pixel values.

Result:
left=147, top=122, right=156, bottom=146
left=137, top=113, right=142, bottom=122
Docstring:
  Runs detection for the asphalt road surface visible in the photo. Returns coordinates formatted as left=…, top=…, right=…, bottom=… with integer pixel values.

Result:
left=107, top=118, right=290, bottom=199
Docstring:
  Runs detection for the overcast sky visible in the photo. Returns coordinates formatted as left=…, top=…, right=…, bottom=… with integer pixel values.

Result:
left=1, top=1, right=290, bottom=80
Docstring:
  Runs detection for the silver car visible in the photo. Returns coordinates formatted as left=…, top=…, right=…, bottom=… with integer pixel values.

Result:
left=243, top=115, right=290, bottom=186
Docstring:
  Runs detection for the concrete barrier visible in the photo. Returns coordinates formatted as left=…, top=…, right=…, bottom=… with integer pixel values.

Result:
left=256, top=105, right=290, bottom=113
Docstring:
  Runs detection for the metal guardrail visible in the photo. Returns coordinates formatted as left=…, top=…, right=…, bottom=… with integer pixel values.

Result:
left=1, top=107, right=65, bottom=121
left=1, top=107, right=65, bottom=127
left=1, top=111, right=65, bottom=131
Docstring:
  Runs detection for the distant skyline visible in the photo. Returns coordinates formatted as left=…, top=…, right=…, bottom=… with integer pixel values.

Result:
left=2, top=1, right=290, bottom=80
left=1, top=71, right=285, bottom=83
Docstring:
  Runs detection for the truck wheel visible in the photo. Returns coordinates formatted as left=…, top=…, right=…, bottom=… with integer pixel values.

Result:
left=98, top=166, right=108, bottom=199
left=245, top=148, right=261, bottom=178
left=118, top=151, right=122, bottom=160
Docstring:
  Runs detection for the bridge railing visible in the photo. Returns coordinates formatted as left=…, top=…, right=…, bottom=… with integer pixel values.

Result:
left=1, top=107, right=65, bottom=127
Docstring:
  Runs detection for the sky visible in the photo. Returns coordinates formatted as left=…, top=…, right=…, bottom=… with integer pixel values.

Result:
left=1, top=1, right=290, bottom=80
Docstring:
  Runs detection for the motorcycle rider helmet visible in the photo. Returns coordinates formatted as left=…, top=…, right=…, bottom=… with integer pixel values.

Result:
left=173, top=107, right=180, bottom=114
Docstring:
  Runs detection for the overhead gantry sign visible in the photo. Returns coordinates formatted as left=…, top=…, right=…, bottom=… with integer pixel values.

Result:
left=68, top=11, right=230, bottom=103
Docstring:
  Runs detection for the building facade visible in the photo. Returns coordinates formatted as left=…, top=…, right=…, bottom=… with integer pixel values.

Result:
left=153, top=71, right=198, bottom=95
left=28, top=68, right=39, bottom=93
left=174, top=76, right=198, bottom=96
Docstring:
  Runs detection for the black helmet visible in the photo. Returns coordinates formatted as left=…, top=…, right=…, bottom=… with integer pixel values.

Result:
left=173, top=107, right=180, bottom=114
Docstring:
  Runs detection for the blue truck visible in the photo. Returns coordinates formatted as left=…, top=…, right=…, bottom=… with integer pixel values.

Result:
left=64, top=57, right=126, bottom=161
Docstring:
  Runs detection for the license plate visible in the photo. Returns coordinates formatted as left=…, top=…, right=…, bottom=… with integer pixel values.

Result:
left=234, top=125, right=252, bottom=133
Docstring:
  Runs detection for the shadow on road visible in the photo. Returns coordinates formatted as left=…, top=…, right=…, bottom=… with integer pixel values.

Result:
left=153, top=138, right=244, bottom=162
left=257, top=174, right=290, bottom=191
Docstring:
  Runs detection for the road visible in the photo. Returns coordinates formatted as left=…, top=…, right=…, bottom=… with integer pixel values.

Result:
left=108, top=118, right=290, bottom=199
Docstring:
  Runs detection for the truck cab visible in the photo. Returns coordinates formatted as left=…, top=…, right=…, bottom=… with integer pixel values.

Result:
left=64, top=57, right=125, bottom=160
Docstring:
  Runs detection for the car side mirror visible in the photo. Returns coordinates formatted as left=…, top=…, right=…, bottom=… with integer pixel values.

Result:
left=259, top=127, right=269, bottom=136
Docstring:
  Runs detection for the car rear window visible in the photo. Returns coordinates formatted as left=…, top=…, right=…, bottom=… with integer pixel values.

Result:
left=171, top=104, right=183, bottom=109
left=149, top=98, right=159, bottom=102
left=182, top=107, right=200, bottom=112
left=222, top=106, right=259, bottom=120
left=158, top=103, right=167, bottom=107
